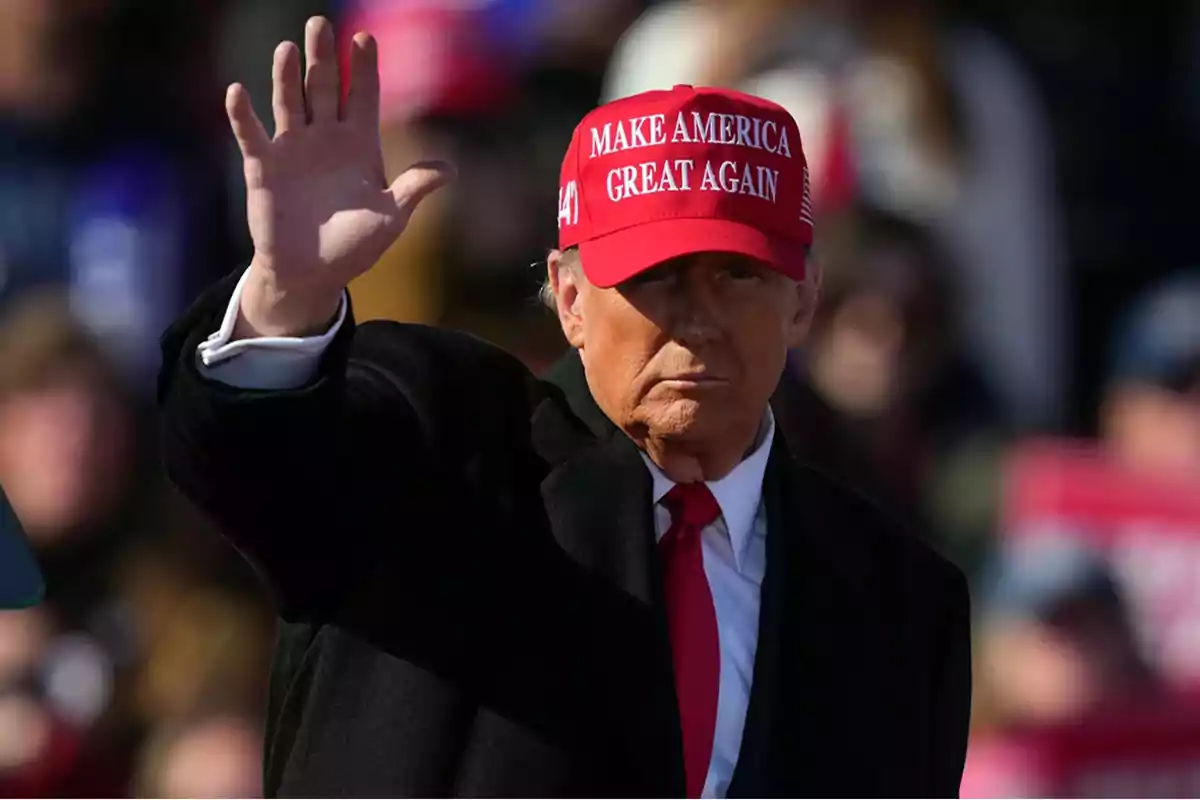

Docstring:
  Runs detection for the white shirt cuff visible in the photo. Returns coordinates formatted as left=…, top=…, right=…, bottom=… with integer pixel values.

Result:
left=195, top=267, right=348, bottom=390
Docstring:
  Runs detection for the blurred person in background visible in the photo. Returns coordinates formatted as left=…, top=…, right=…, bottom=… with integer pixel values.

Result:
left=0, top=604, right=130, bottom=796
left=133, top=712, right=263, bottom=798
left=604, top=0, right=1066, bottom=430
left=774, top=204, right=1006, bottom=577
left=0, top=606, right=74, bottom=797
left=958, top=538, right=1196, bottom=798
left=0, top=0, right=233, bottom=387
left=0, top=290, right=137, bottom=583
left=118, top=556, right=271, bottom=729
left=967, top=270, right=1200, bottom=727
left=958, top=271, right=1200, bottom=796
left=972, top=540, right=1161, bottom=732
left=0, top=288, right=272, bottom=795
left=1100, top=271, right=1200, bottom=475
left=0, top=290, right=149, bottom=795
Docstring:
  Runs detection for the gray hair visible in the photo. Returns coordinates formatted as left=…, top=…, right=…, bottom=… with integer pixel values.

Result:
left=538, top=248, right=580, bottom=311
left=537, top=275, right=557, bottom=311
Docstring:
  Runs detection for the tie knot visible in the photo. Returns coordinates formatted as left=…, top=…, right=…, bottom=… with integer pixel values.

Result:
left=663, top=482, right=721, bottom=530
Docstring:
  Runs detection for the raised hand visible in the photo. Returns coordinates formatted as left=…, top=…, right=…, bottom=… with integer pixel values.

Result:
left=227, top=16, right=453, bottom=338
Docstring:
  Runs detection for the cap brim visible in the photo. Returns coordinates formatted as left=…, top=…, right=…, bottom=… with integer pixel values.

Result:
left=577, top=218, right=809, bottom=289
left=0, top=488, right=43, bottom=609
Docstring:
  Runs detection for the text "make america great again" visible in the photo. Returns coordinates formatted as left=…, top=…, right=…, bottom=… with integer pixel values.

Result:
left=586, top=111, right=793, bottom=207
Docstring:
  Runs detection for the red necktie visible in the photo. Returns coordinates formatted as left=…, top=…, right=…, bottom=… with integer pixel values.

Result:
left=660, top=482, right=722, bottom=799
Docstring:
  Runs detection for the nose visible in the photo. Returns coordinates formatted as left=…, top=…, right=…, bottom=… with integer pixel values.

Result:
left=668, top=266, right=724, bottom=344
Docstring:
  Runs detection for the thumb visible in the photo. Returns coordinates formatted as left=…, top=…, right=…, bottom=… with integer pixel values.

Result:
left=388, top=160, right=456, bottom=221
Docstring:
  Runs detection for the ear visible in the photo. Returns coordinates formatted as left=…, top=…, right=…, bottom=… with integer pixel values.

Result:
left=548, top=249, right=586, bottom=348
left=785, top=254, right=822, bottom=348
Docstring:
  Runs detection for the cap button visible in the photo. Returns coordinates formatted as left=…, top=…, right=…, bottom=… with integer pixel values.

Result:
left=673, top=84, right=693, bottom=91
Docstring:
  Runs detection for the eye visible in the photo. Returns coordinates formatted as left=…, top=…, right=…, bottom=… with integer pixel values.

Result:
left=726, top=263, right=763, bottom=281
left=625, top=266, right=674, bottom=287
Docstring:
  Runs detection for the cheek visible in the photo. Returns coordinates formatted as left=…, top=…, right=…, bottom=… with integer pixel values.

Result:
left=585, top=294, right=664, bottom=360
left=579, top=302, right=663, bottom=408
left=727, top=306, right=792, bottom=383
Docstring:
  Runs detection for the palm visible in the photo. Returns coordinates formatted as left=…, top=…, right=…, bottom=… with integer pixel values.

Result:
left=245, top=130, right=393, bottom=288
left=227, top=17, right=451, bottom=297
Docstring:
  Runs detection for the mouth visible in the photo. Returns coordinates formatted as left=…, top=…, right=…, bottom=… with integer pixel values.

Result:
left=658, top=373, right=730, bottom=387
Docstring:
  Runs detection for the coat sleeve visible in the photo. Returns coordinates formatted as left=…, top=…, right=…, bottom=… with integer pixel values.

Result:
left=156, top=269, right=538, bottom=620
left=930, top=567, right=973, bottom=798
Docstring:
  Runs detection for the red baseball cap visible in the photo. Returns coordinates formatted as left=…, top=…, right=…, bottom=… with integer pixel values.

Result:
left=557, top=85, right=814, bottom=288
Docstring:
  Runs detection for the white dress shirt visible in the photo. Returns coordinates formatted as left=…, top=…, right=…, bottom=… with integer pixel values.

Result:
left=198, top=269, right=771, bottom=798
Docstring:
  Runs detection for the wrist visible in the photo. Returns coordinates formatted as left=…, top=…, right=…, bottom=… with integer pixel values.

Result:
left=234, top=262, right=343, bottom=340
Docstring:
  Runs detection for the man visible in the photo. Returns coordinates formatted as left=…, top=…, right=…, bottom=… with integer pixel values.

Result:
left=158, top=16, right=970, bottom=797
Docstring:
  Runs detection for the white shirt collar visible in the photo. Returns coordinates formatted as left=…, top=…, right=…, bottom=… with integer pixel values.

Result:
left=638, top=410, right=775, bottom=573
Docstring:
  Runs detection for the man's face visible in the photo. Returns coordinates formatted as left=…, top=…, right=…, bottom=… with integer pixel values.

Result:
left=981, top=600, right=1142, bottom=726
left=552, top=250, right=812, bottom=451
left=0, top=366, right=132, bottom=542
left=0, top=0, right=116, bottom=120
left=1103, top=379, right=1200, bottom=474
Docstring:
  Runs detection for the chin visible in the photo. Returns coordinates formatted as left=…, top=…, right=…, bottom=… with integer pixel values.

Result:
left=642, top=397, right=733, bottom=441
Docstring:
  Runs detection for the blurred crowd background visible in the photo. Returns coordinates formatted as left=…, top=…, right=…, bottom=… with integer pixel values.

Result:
left=0, top=0, right=1198, bottom=796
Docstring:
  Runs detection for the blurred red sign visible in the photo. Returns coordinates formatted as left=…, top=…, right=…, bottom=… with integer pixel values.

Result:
left=339, top=1, right=516, bottom=124
left=1003, top=438, right=1200, bottom=687
left=963, top=696, right=1200, bottom=798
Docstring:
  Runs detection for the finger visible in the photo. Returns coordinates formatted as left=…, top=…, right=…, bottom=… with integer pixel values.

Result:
left=344, top=31, right=380, bottom=129
left=226, top=83, right=270, bottom=159
left=271, top=41, right=305, bottom=135
left=304, top=16, right=339, bottom=123
left=388, top=161, right=457, bottom=220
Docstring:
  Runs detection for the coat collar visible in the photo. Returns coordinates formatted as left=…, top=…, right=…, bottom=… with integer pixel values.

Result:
left=534, top=349, right=659, bottom=602
left=539, top=348, right=620, bottom=445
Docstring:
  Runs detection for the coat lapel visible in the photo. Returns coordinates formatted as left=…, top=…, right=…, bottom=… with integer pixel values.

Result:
left=535, top=351, right=685, bottom=795
left=727, top=433, right=867, bottom=796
